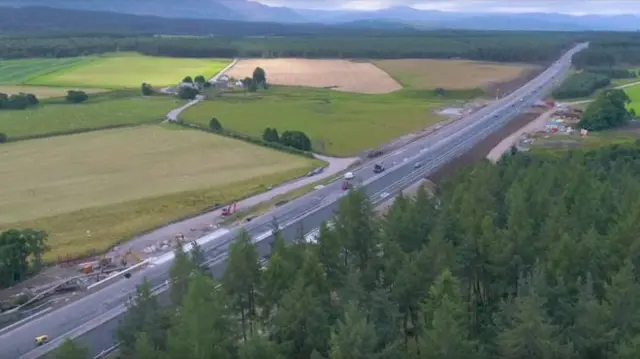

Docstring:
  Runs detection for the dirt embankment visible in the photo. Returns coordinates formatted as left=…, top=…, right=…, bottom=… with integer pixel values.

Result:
left=427, top=107, right=548, bottom=184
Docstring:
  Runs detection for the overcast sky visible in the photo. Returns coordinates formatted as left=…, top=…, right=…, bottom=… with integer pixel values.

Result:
left=252, top=0, right=638, bottom=15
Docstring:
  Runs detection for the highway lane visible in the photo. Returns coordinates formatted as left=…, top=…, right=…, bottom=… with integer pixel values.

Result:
left=4, top=43, right=586, bottom=359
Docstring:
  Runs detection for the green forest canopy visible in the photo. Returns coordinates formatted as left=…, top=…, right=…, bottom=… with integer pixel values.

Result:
left=56, top=144, right=640, bottom=359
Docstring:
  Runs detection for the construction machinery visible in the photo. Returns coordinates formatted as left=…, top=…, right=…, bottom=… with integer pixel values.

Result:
left=221, top=203, right=237, bottom=216
left=120, top=250, right=142, bottom=267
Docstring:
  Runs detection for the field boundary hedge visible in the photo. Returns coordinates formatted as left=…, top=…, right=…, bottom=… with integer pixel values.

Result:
left=173, top=121, right=316, bottom=159
left=3, top=119, right=161, bottom=144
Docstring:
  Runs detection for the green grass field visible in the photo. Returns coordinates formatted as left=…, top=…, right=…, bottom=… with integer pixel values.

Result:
left=30, top=53, right=231, bottom=89
left=0, top=125, right=320, bottom=261
left=0, top=94, right=183, bottom=139
left=182, top=86, right=447, bottom=156
left=624, top=85, right=640, bottom=113
left=0, top=57, right=96, bottom=84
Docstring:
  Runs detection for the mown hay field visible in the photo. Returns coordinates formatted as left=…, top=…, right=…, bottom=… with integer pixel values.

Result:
left=0, top=57, right=96, bottom=84
left=372, top=59, right=537, bottom=90
left=29, top=53, right=232, bottom=89
left=226, top=58, right=402, bottom=94
left=182, top=86, right=446, bottom=156
left=0, top=125, right=319, bottom=260
left=0, top=95, right=182, bottom=139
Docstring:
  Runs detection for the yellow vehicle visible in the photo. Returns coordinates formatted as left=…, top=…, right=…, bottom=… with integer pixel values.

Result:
left=35, top=335, right=49, bottom=346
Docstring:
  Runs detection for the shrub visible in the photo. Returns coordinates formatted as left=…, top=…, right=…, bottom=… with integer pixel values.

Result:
left=281, top=130, right=312, bottom=151
left=141, top=82, right=153, bottom=96
left=178, top=86, right=199, bottom=100
left=209, top=117, right=222, bottom=132
left=0, top=132, right=7, bottom=143
left=66, top=90, right=89, bottom=103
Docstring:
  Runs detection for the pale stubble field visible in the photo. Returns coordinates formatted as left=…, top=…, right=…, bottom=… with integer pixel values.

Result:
left=226, top=58, right=403, bottom=94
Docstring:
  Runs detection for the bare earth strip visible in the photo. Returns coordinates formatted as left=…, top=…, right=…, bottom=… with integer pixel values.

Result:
left=226, top=58, right=402, bottom=94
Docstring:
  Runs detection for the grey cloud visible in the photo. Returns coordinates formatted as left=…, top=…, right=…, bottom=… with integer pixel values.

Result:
left=254, top=0, right=640, bottom=14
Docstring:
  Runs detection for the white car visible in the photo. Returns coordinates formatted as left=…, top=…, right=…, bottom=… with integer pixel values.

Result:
left=380, top=192, right=390, bottom=199
left=314, top=185, right=325, bottom=190
left=344, top=172, right=354, bottom=180
left=414, top=162, right=422, bottom=169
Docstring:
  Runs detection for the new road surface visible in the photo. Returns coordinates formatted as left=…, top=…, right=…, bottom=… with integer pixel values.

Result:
left=0, top=43, right=587, bottom=359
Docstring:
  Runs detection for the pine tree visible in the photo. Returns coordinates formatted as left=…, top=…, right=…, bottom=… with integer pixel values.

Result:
left=167, top=273, right=237, bottom=359
left=333, top=189, right=378, bottom=274
left=117, top=278, right=168, bottom=356
left=222, top=230, right=261, bottom=342
left=570, top=274, right=615, bottom=359
left=260, top=244, right=294, bottom=323
left=316, top=221, right=346, bottom=289
left=418, top=270, right=479, bottom=359
left=329, top=301, right=400, bottom=359
left=496, top=286, right=574, bottom=359
left=239, top=334, right=285, bottom=359
left=271, top=276, right=332, bottom=359
left=169, top=242, right=193, bottom=308
left=134, top=332, right=163, bottom=359
left=604, top=260, right=640, bottom=343
left=189, top=240, right=208, bottom=275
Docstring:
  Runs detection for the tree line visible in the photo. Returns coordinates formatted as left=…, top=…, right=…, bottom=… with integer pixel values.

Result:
left=0, top=229, right=49, bottom=290
left=55, top=143, right=640, bottom=359
left=552, top=71, right=611, bottom=99
left=1, top=32, right=581, bottom=63
left=552, top=66, right=638, bottom=99
left=573, top=35, right=640, bottom=67
left=579, top=88, right=635, bottom=131
left=262, top=128, right=312, bottom=152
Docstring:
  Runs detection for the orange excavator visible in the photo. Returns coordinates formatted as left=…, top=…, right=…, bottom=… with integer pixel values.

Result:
left=221, top=203, right=237, bottom=216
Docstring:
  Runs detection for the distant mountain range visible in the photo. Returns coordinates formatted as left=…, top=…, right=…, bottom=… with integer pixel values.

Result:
left=1, top=0, right=640, bottom=31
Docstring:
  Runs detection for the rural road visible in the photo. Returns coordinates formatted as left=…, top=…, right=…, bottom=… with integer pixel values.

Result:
left=2, top=43, right=587, bottom=359
left=163, top=58, right=239, bottom=121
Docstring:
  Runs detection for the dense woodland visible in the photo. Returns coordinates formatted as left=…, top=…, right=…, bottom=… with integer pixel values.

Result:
left=573, top=34, right=640, bottom=67
left=55, top=144, right=640, bottom=359
left=0, top=7, right=587, bottom=62
left=0, top=32, right=576, bottom=62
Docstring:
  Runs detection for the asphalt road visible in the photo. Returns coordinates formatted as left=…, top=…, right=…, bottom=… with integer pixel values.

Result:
left=0, top=42, right=587, bottom=359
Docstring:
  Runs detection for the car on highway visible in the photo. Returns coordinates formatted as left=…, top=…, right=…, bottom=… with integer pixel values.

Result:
left=373, top=163, right=385, bottom=173
left=35, top=335, right=48, bottom=346
left=414, top=162, right=422, bottom=169
left=380, top=192, right=390, bottom=199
